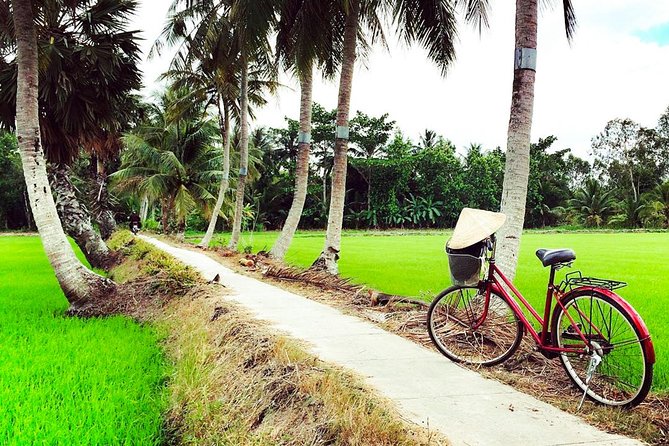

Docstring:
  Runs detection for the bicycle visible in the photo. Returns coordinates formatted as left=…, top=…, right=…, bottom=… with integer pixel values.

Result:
left=427, top=211, right=655, bottom=409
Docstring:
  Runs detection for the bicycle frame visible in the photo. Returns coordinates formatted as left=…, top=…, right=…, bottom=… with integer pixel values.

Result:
left=484, top=262, right=589, bottom=355
left=481, top=239, right=611, bottom=356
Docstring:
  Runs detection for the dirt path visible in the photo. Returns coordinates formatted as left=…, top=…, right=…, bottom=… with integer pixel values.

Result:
left=141, top=235, right=644, bottom=446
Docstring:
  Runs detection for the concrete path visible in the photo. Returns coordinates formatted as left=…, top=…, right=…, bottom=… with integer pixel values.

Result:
left=141, top=236, right=644, bottom=446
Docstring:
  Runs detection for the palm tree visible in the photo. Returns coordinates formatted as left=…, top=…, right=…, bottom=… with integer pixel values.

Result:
left=159, top=29, right=276, bottom=248
left=568, top=179, right=616, bottom=228
left=111, top=89, right=221, bottom=235
left=10, top=0, right=112, bottom=308
left=159, top=0, right=278, bottom=251
left=315, top=0, right=459, bottom=274
left=609, top=195, right=642, bottom=228
left=458, top=0, right=576, bottom=280
left=418, top=129, right=439, bottom=151
left=269, top=0, right=345, bottom=260
left=0, top=0, right=142, bottom=268
left=638, top=181, right=669, bottom=228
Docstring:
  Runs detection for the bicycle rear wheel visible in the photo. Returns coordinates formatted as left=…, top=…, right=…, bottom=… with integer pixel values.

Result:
left=551, top=290, right=653, bottom=408
left=427, top=285, right=523, bottom=366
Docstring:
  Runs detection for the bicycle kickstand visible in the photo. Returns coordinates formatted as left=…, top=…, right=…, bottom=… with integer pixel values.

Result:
left=578, top=351, right=603, bottom=410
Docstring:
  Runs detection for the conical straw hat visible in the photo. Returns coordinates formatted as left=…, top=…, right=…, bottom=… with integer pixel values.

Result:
left=447, top=208, right=507, bottom=250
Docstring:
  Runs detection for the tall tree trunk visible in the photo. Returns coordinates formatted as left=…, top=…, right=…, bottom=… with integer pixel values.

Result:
left=198, top=99, right=231, bottom=248
left=161, top=198, right=170, bottom=233
left=322, top=167, right=328, bottom=216
left=50, top=164, right=112, bottom=269
left=23, top=189, right=34, bottom=230
left=94, top=158, right=117, bottom=240
left=139, top=195, right=149, bottom=222
left=11, top=0, right=113, bottom=308
left=228, top=56, right=250, bottom=250
left=497, top=0, right=538, bottom=280
left=366, top=165, right=372, bottom=211
left=313, top=1, right=359, bottom=274
left=270, top=66, right=314, bottom=260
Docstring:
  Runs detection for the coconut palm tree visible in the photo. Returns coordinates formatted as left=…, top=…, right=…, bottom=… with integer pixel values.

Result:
left=638, top=181, right=669, bottom=228
left=10, top=0, right=113, bottom=308
left=568, top=178, right=616, bottom=228
left=111, top=89, right=222, bottom=235
left=158, top=0, right=278, bottom=250
left=315, top=0, right=459, bottom=274
left=160, top=37, right=277, bottom=248
left=269, top=0, right=345, bottom=260
left=0, top=0, right=142, bottom=268
left=458, top=0, right=576, bottom=279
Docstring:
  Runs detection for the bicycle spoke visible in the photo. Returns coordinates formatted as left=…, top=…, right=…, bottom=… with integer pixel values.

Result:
left=555, top=292, right=650, bottom=407
left=428, top=286, right=522, bottom=366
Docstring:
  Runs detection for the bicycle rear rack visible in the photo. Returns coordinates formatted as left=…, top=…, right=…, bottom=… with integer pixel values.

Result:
left=559, top=271, right=627, bottom=292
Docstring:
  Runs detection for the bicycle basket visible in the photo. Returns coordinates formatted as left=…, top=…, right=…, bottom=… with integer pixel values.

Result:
left=446, top=242, right=484, bottom=286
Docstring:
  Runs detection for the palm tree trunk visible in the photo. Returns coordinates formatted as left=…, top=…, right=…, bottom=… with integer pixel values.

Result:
left=270, top=66, right=314, bottom=260
left=496, top=0, right=538, bottom=281
left=198, top=100, right=231, bottom=248
left=94, top=158, right=117, bottom=240
left=313, top=1, right=359, bottom=274
left=161, top=198, right=170, bottom=233
left=11, top=0, right=113, bottom=308
left=139, top=195, right=149, bottom=222
left=23, top=189, right=33, bottom=230
left=50, top=163, right=112, bottom=269
left=228, top=56, right=250, bottom=251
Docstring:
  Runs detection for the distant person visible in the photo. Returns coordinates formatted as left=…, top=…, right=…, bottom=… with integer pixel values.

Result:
left=129, top=211, right=141, bottom=235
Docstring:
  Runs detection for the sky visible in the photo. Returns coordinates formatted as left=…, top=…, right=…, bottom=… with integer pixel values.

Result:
left=131, top=1, right=669, bottom=159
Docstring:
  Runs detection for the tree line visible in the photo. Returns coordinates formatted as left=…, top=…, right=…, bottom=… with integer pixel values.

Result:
left=4, top=103, right=669, bottom=236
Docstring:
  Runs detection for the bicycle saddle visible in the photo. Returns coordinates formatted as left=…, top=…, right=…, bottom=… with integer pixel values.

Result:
left=535, top=248, right=576, bottom=267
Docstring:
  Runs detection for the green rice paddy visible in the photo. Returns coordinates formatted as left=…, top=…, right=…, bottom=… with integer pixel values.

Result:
left=192, top=230, right=669, bottom=391
left=0, top=237, right=167, bottom=445
left=1, top=229, right=665, bottom=445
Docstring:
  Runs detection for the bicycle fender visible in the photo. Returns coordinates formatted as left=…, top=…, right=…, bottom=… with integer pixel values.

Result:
left=564, top=286, right=655, bottom=364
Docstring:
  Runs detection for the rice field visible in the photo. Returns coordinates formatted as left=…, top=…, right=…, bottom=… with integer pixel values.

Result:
left=0, top=237, right=167, bottom=445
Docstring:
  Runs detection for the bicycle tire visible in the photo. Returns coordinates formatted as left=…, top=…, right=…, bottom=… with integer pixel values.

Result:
left=427, top=285, right=523, bottom=366
left=551, top=289, right=653, bottom=408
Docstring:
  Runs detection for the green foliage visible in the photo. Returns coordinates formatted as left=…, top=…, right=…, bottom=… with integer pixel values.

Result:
left=0, top=236, right=167, bottom=444
left=351, top=143, right=463, bottom=228
left=568, top=179, right=617, bottom=228
left=638, top=181, right=669, bottom=228
left=143, top=218, right=160, bottom=231
left=525, top=137, right=589, bottom=228
left=109, top=230, right=199, bottom=293
left=107, top=229, right=135, bottom=251
left=349, top=111, right=396, bottom=159
left=592, top=118, right=669, bottom=204
left=111, top=88, right=221, bottom=231
left=0, top=131, right=28, bottom=229
left=0, top=0, right=142, bottom=163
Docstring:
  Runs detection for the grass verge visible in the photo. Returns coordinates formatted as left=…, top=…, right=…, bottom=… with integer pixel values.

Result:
left=108, top=231, right=447, bottom=445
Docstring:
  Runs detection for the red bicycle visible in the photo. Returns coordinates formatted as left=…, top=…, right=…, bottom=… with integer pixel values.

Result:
left=427, top=209, right=655, bottom=409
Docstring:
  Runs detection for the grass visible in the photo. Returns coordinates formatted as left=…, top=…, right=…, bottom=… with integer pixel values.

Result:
left=190, top=229, right=669, bottom=392
left=0, top=237, right=167, bottom=445
left=158, top=286, right=446, bottom=445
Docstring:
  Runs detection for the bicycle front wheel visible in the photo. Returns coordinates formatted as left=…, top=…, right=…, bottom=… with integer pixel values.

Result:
left=551, top=290, right=653, bottom=408
left=427, top=285, right=523, bottom=366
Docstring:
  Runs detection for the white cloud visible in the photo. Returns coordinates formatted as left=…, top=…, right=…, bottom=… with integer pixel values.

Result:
left=132, top=0, right=669, bottom=159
